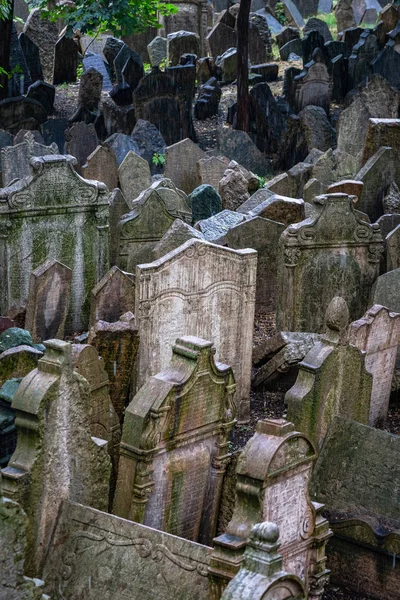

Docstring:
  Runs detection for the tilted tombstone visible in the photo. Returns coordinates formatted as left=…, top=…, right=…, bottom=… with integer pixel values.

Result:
left=26, top=80, right=55, bottom=114
left=215, top=216, right=285, bottom=314
left=114, top=336, right=236, bottom=545
left=42, top=500, right=212, bottom=600
left=361, top=118, right=400, bottom=166
left=82, top=55, right=112, bottom=91
left=189, top=184, right=222, bottom=223
left=65, top=121, right=99, bottom=175
left=24, top=258, right=72, bottom=343
left=220, top=523, right=307, bottom=600
left=1, top=131, right=58, bottom=187
left=53, top=33, right=79, bottom=85
left=78, top=66, right=104, bottom=111
left=206, top=19, right=237, bottom=59
left=197, top=155, right=230, bottom=189
left=88, top=312, right=139, bottom=421
left=119, top=150, right=152, bottom=205
left=164, top=138, right=205, bottom=194
left=301, top=29, right=326, bottom=66
left=133, top=69, right=190, bottom=146
left=164, top=0, right=208, bottom=56
left=0, top=155, right=109, bottom=333
left=1, top=340, right=111, bottom=576
left=0, top=342, right=43, bottom=390
left=108, top=187, right=130, bottom=267
left=113, top=43, right=144, bottom=87
left=82, top=144, right=119, bottom=191
left=89, top=265, right=135, bottom=328
left=348, top=304, right=400, bottom=427
left=147, top=35, right=168, bottom=67
left=135, top=178, right=192, bottom=223
left=9, top=24, right=32, bottom=95
left=348, top=30, right=379, bottom=90
left=371, top=42, right=400, bottom=91
left=295, top=50, right=332, bottom=114
left=152, top=218, right=205, bottom=259
left=352, top=0, right=381, bottom=25
left=103, top=132, right=140, bottom=165
left=131, top=118, right=166, bottom=170
left=356, top=146, right=399, bottom=221
left=118, top=192, right=178, bottom=272
left=195, top=210, right=248, bottom=241
left=135, top=238, right=257, bottom=421
left=167, top=31, right=200, bottom=65
left=41, top=117, right=69, bottom=152
left=209, top=419, right=331, bottom=600
left=386, top=224, right=400, bottom=272
left=22, top=8, right=59, bottom=82
left=371, top=267, right=400, bottom=313
left=285, top=297, right=372, bottom=449
left=283, top=0, right=305, bottom=29
left=276, top=193, right=383, bottom=333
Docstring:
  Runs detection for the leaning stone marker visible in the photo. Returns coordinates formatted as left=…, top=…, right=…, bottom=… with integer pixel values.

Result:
left=114, top=336, right=236, bottom=545
left=348, top=305, right=400, bottom=427
left=25, top=258, right=72, bottom=343
left=370, top=268, right=400, bottom=314
left=285, top=297, right=372, bottom=449
left=119, top=150, right=152, bottom=206
left=135, top=238, right=257, bottom=421
left=276, top=193, right=383, bottom=333
left=1, top=131, right=58, bottom=187
left=89, top=265, right=135, bottom=328
left=1, top=340, right=111, bottom=577
left=164, top=138, right=205, bottom=194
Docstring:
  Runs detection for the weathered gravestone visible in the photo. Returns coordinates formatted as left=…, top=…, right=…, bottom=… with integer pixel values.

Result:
left=82, top=55, right=112, bottom=92
left=0, top=155, right=109, bottom=333
left=295, top=50, right=332, bottom=114
left=42, top=499, right=212, bottom=600
left=153, top=218, right=205, bottom=259
left=371, top=267, right=400, bottom=313
left=103, top=132, right=140, bottom=166
left=348, top=304, right=400, bottom=427
left=164, top=0, right=208, bottom=56
left=114, top=335, right=236, bottom=545
left=9, top=24, right=31, bottom=95
left=24, top=258, right=72, bottom=343
left=1, top=131, right=58, bottom=187
left=335, top=0, right=356, bottom=33
left=164, top=138, right=205, bottom=194
left=209, top=419, right=331, bottom=599
left=88, top=312, right=139, bottom=421
left=311, top=417, right=400, bottom=600
left=22, top=9, right=59, bottom=82
left=1, top=340, right=111, bottom=577
left=348, top=30, right=379, bottom=90
left=285, top=297, right=372, bottom=449
left=65, top=122, right=99, bottom=175
left=276, top=193, right=383, bottom=333
left=220, top=522, right=307, bottom=600
left=81, top=144, right=119, bottom=191
left=371, top=42, right=400, bottom=91
left=189, top=184, right=222, bottom=223
left=53, top=33, right=78, bottom=85
left=78, top=66, right=104, bottom=112
left=218, top=128, right=270, bottom=175
left=356, top=146, right=399, bottom=221
left=167, top=30, right=200, bottom=65
left=90, top=265, right=135, bottom=328
left=135, top=238, right=257, bottom=421
left=215, top=216, right=285, bottom=314
left=131, top=118, right=166, bottom=171
left=41, top=118, right=69, bottom=153
left=361, top=118, right=400, bottom=166
left=197, top=155, right=230, bottom=190
left=386, top=224, right=400, bottom=272
left=119, top=150, right=152, bottom=205
left=195, top=210, right=247, bottom=241
left=147, top=35, right=168, bottom=67
left=113, top=43, right=144, bottom=88
left=218, top=162, right=250, bottom=211
left=108, top=187, right=130, bottom=267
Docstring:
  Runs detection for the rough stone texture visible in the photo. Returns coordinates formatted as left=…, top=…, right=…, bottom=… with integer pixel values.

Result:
left=90, top=266, right=135, bottom=328
left=206, top=19, right=237, bottom=59
left=386, top=224, right=400, bottom=272
left=119, top=181, right=191, bottom=271
left=304, top=17, right=333, bottom=42
left=295, top=53, right=332, bottom=114
left=0, top=344, right=43, bottom=392
left=310, top=148, right=359, bottom=186
left=327, top=179, right=363, bottom=198
left=377, top=213, right=400, bottom=239
left=135, top=239, right=257, bottom=421
left=371, top=267, right=400, bottom=314
left=189, top=184, right=222, bottom=224
left=65, top=122, right=99, bottom=175
left=356, top=146, right=399, bottom=222
left=167, top=30, right=200, bottom=65
left=286, top=297, right=372, bottom=449
left=335, top=0, right=356, bottom=32
left=194, top=210, right=247, bottom=241
left=215, top=216, right=285, bottom=314
left=114, top=336, right=236, bottom=545
left=276, top=193, right=383, bottom=333
left=197, top=155, right=230, bottom=189
left=310, top=416, right=400, bottom=600
left=236, top=188, right=274, bottom=214
left=103, top=133, right=140, bottom=166
left=383, top=182, right=400, bottom=214
left=361, top=118, right=400, bottom=167
left=88, top=312, right=138, bottom=417
left=210, top=419, right=330, bottom=599
left=283, top=0, right=305, bottom=28
left=82, top=144, right=119, bottom=191
left=1, top=131, right=58, bottom=187
left=24, top=258, right=72, bottom=343
left=19, top=33, right=43, bottom=84
left=249, top=194, right=304, bottom=226
left=153, top=219, right=205, bottom=259
left=147, top=35, right=168, bottom=67
left=298, top=105, right=336, bottom=153
left=348, top=31, right=379, bottom=90
left=218, top=163, right=250, bottom=211
left=109, top=188, right=130, bottom=266
left=219, top=523, right=307, bottom=600
left=78, top=67, right=104, bottom=111
left=130, top=118, right=166, bottom=171
left=218, top=128, right=270, bottom=176
left=119, top=150, right=152, bottom=206
left=164, top=138, right=205, bottom=194
left=1, top=340, right=111, bottom=577
left=0, top=155, right=109, bottom=333
left=276, top=26, right=300, bottom=49
left=348, top=304, right=400, bottom=427
left=53, top=34, right=78, bottom=85
left=41, top=118, right=68, bottom=153
left=42, top=499, right=212, bottom=600
left=0, top=97, right=47, bottom=131
left=22, top=9, right=59, bottom=82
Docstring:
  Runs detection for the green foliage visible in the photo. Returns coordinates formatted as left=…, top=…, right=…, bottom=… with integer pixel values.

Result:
left=143, top=62, right=152, bottom=74
left=0, top=0, right=11, bottom=20
left=316, top=11, right=337, bottom=38
left=256, top=175, right=266, bottom=189
left=77, top=63, right=84, bottom=78
left=275, top=2, right=286, bottom=25
left=9, top=63, right=23, bottom=77
left=28, top=0, right=178, bottom=37
left=152, top=152, right=165, bottom=166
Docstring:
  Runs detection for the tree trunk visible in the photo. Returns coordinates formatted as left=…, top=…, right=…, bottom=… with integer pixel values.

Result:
left=0, top=0, right=14, bottom=100
left=236, top=0, right=251, bottom=132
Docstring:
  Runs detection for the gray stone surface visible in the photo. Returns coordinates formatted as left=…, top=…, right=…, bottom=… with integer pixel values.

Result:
left=218, top=128, right=270, bottom=175
left=195, top=209, right=248, bottom=241
left=153, top=218, right=205, bottom=259
left=147, top=35, right=168, bottom=67
left=371, top=268, right=400, bottom=313
left=119, top=150, right=152, bottom=206
left=1, top=131, right=58, bottom=187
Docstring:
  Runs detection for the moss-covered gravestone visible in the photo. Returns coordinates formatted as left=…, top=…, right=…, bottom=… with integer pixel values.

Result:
left=276, top=193, right=383, bottom=333
left=1, top=340, right=111, bottom=577
left=25, top=258, right=72, bottom=343
left=135, top=238, right=257, bottom=421
left=0, top=155, right=109, bottom=333
left=220, top=523, right=306, bottom=600
left=285, top=297, right=372, bottom=449
left=113, top=336, right=236, bottom=546
left=209, top=419, right=331, bottom=600
left=1, top=131, right=58, bottom=187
